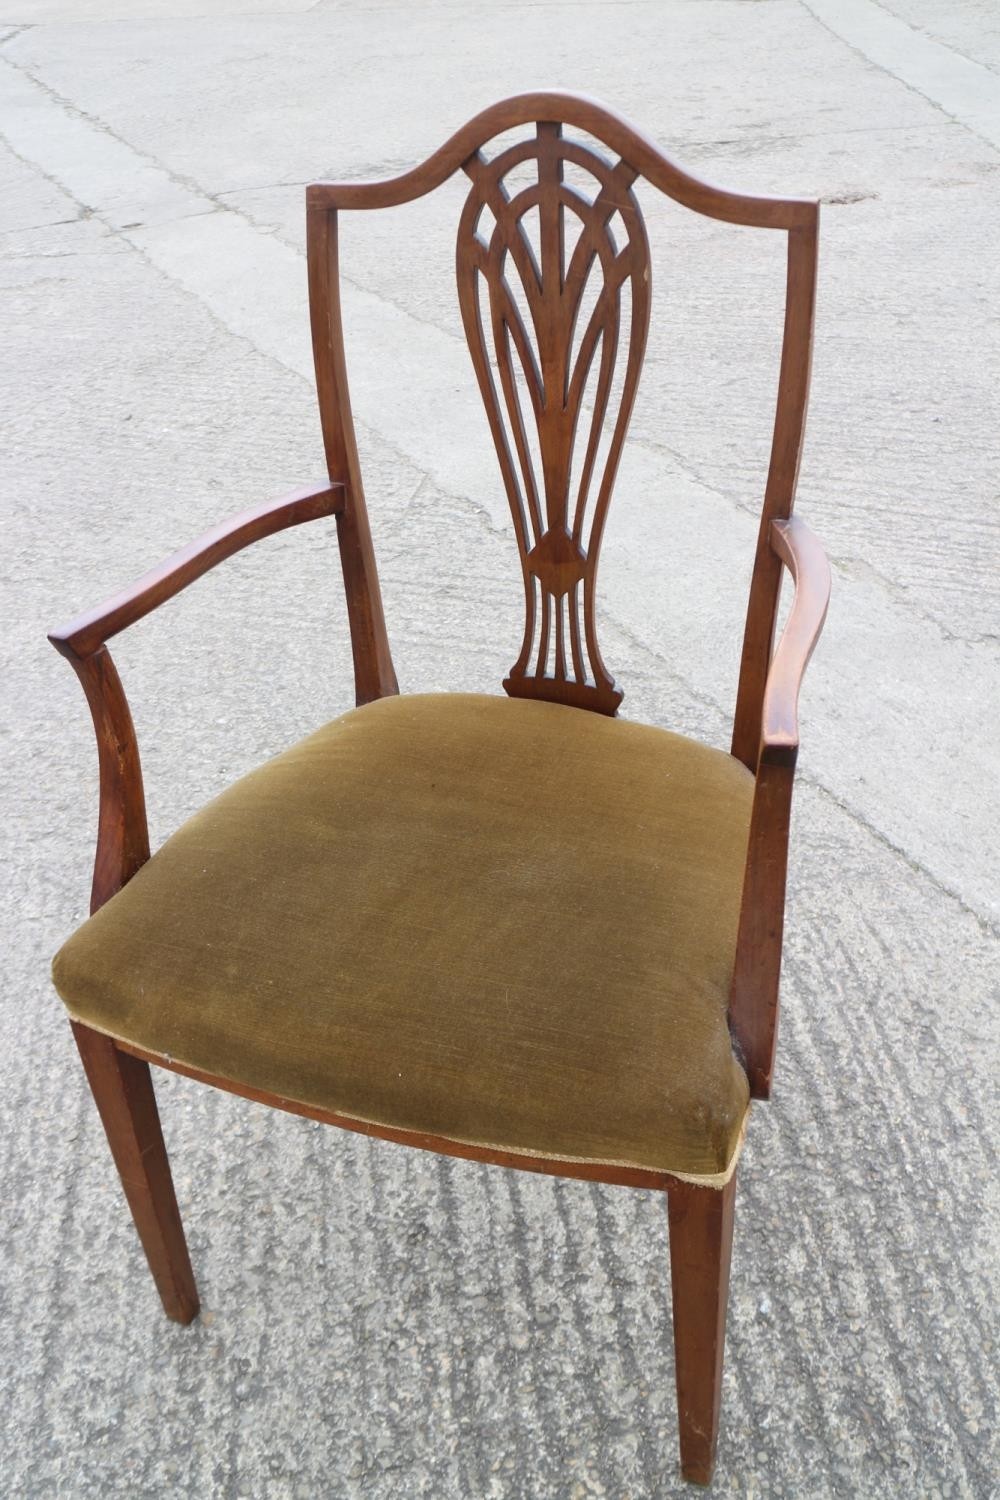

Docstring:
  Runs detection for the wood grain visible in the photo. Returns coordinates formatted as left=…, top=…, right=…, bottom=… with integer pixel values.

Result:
left=307, top=203, right=399, bottom=706
left=730, top=219, right=820, bottom=772
left=49, top=480, right=342, bottom=660
left=62, top=645, right=151, bottom=915
left=72, top=1022, right=199, bottom=1325
left=729, top=515, right=831, bottom=1096
left=762, top=517, right=832, bottom=749
left=456, top=121, right=650, bottom=713
left=308, top=91, right=815, bottom=230
left=729, top=750, right=796, bottom=1098
left=668, top=1173, right=737, bottom=1484
left=114, top=1037, right=736, bottom=1196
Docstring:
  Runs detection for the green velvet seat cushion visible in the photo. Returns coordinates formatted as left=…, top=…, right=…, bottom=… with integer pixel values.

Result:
left=53, top=693, right=754, bottom=1179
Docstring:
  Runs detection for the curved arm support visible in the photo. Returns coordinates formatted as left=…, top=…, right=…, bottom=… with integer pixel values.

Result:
left=49, top=479, right=343, bottom=913
left=49, top=480, right=343, bottom=660
left=64, top=644, right=151, bottom=914
left=729, top=516, right=830, bottom=1099
left=761, top=517, right=831, bottom=751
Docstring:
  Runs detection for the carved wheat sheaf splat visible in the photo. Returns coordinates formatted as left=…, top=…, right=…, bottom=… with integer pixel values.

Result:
left=457, top=121, right=651, bottom=715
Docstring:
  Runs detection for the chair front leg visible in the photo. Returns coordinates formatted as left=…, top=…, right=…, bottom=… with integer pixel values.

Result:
left=666, top=1171, right=737, bottom=1485
left=71, top=1022, right=199, bottom=1324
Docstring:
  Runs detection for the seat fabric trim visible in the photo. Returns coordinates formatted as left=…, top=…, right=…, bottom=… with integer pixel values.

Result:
left=69, top=1015, right=750, bottom=1189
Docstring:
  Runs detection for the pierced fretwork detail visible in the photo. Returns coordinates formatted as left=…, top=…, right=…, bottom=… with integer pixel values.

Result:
left=457, top=121, right=651, bottom=714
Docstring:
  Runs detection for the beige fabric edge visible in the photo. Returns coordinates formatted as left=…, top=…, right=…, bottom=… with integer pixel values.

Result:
left=64, top=1010, right=751, bottom=1188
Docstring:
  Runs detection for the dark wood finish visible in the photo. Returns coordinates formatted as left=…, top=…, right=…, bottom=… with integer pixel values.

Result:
left=307, top=205, right=399, bottom=706
left=51, top=93, right=831, bottom=1487
left=72, top=1022, right=199, bottom=1325
left=115, top=1037, right=731, bottom=1196
left=48, top=480, right=341, bottom=914
left=49, top=481, right=342, bottom=660
left=310, top=92, right=814, bottom=719
left=456, top=121, right=650, bottom=713
left=668, top=1174, right=737, bottom=1484
left=729, top=753, right=795, bottom=1100
left=730, top=221, right=819, bottom=772
left=729, top=516, right=831, bottom=1096
left=62, top=646, right=151, bottom=914
left=307, top=91, right=815, bottom=230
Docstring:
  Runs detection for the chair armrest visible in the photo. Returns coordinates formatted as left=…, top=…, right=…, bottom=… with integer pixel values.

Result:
left=729, top=515, right=830, bottom=1099
left=49, top=479, right=343, bottom=914
left=49, top=480, right=343, bottom=660
left=760, top=516, right=831, bottom=755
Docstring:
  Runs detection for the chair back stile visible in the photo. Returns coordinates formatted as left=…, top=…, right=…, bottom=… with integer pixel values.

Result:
left=306, top=204, right=398, bottom=706
left=731, top=222, right=819, bottom=773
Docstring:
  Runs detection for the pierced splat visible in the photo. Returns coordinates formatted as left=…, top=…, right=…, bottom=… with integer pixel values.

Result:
left=457, top=121, right=651, bottom=715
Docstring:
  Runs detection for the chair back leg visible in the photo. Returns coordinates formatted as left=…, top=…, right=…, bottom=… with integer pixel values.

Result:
left=666, top=1172, right=737, bottom=1484
left=71, top=1022, right=199, bottom=1324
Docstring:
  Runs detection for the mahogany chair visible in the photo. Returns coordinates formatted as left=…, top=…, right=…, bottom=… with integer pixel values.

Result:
left=49, top=92, right=830, bottom=1485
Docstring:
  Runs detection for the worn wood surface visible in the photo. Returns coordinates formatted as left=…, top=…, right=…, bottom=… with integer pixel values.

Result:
left=762, top=517, right=833, bottom=750
left=114, top=1037, right=733, bottom=1196
left=71, top=1022, right=199, bottom=1325
left=667, top=1174, right=738, bottom=1485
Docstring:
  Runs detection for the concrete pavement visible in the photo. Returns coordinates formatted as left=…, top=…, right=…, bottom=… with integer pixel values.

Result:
left=1, top=1, right=997, bottom=1495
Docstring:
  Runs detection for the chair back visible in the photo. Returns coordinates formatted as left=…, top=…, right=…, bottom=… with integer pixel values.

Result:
left=307, top=92, right=817, bottom=754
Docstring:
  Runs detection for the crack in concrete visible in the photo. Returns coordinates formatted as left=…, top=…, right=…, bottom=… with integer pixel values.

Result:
left=801, top=773, right=1000, bottom=942
left=609, top=432, right=1000, bottom=658
left=0, top=124, right=99, bottom=220
left=799, top=0, right=1000, bottom=155
left=3, top=100, right=997, bottom=670
left=867, top=0, right=1000, bottom=82
left=214, top=180, right=311, bottom=197
left=0, top=212, right=88, bottom=234
left=0, top=122, right=309, bottom=399
left=182, top=180, right=998, bottom=663
left=5, top=70, right=198, bottom=195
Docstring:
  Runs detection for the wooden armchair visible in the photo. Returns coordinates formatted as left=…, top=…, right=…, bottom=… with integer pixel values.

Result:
left=49, top=93, right=830, bottom=1486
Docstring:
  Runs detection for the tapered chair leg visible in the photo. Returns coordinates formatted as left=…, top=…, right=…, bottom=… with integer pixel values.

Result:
left=667, top=1172, right=737, bottom=1485
left=71, top=1021, right=200, bottom=1324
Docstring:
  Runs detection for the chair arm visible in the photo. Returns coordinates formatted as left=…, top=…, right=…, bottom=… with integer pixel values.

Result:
left=729, top=515, right=829, bottom=1099
left=49, top=479, right=343, bottom=914
left=760, top=516, right=831, bottom=755
left=49, top=480, right=343, bottom=660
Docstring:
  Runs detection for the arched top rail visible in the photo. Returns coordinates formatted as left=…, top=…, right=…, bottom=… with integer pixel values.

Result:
left=306, top=90, right=818, bottom=231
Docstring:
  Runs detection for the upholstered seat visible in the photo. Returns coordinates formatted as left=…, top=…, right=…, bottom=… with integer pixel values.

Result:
left=53, top=692, right=753, bottom=1180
